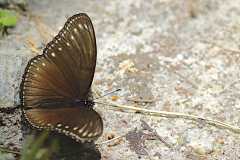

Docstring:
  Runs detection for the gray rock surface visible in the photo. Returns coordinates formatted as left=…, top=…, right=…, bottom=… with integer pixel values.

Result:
left=1, top=0, right=240, bottom=159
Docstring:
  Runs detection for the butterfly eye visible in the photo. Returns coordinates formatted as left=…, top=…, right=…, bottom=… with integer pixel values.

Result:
left=20, top=13, right=103, bottom=143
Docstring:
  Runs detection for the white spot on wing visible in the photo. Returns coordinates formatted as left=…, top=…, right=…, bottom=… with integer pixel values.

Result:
left=88, top=133, right=93, bottom=137
left=51, top=52, right=56, bottom=57
left=78, top=24, right=83, bottom=29
left=78, top=123, right=88, bottom=133
left=89, top=121, right=93, bottom=127
left=83, top=24, right=88, bottom=30
left=82, top=130, right=89, bottom=137
left=93, top=132, right=99, bottom=136
left=73, top=127, right=78, bottom=131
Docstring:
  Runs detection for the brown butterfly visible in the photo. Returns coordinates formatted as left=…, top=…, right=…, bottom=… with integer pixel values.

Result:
left=20, top=13, right=103, bottom=142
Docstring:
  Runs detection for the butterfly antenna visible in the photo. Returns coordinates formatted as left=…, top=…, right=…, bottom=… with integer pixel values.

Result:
left=94, top=88, right=121, bottom=100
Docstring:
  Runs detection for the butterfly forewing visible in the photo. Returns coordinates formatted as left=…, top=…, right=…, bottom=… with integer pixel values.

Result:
left=20, top=13, right=102, bottom=142
left=21, top=13, right=96, bottom=108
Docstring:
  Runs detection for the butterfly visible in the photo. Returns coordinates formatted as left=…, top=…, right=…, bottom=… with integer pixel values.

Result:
left=20, top=13, right=103, bottom=142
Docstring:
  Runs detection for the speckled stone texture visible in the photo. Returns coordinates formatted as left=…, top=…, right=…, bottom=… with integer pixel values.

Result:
left=1, top=0, right=240, bottom=159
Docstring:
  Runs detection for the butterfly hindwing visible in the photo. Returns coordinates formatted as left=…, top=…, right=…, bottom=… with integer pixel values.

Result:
left=24, top=107, right=103, bottom=142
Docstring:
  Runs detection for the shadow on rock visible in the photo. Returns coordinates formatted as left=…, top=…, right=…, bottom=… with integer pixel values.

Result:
left=21, top=118, right=101, bottom=160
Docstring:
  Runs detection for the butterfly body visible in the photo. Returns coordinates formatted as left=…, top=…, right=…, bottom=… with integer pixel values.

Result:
left=20, top=13, right=103, bottom=142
